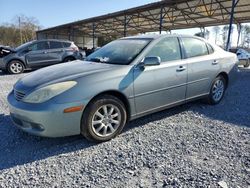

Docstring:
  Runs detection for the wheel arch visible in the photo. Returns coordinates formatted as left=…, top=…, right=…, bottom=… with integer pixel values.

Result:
left=7, top=58, right=26, bottom=69
left=217, top=72, right=229, bottom=88
left=63, top=56, right=76, bottom=62
left=84, top=90, right=131, bottom=121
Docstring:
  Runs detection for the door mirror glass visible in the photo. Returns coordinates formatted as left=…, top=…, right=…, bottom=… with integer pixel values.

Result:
left=143, top=56, right=161, bottom=66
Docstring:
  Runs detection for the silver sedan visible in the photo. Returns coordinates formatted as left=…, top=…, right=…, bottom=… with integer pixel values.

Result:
left=7, top=34, right=239, bottom=142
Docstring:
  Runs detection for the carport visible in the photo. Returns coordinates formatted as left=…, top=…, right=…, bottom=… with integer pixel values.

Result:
left=36, top=0, right=250, bottom=50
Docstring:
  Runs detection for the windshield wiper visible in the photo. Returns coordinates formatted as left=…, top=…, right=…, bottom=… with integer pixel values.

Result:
left=87, top=57, right=110, bottom=63
left=87, top=57, right=102, bottom=63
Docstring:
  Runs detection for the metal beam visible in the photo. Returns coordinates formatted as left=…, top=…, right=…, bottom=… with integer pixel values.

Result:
left=159, top=6, right=163, bottom=34
left=92, top=23, right=95, bottom=48
left=226, top=0, right=237, bottom=50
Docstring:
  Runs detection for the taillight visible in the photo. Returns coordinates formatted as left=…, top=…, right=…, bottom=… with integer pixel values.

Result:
left=70, top=46, right=79, bottom=51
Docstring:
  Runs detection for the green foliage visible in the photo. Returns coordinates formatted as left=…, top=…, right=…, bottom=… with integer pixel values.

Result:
left=0, top=15, right=41, bottom=47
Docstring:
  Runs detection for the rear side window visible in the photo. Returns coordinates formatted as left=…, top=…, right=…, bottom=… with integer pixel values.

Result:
left=50, top=41, right=63, bottom=49
left=207, top=43, right=214, bottom=54
left=182, top=38, right=208, bottom=58
left=62, top=42, right=71, bottom=48
left=146, top=37, right=181, bottom=62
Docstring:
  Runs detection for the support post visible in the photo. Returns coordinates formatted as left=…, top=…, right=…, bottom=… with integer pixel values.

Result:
left=92, top=23, right=95, bottom=49
left=159, top=7, right=163, bottom=34
left=236, top=23, right=241, bottom=47
left=226, top=0, right=239, bottom=51
left=124, top=15, right=127, bottom=37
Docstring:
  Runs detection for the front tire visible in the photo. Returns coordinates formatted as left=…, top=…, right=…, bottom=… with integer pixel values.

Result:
left=81, top=95, right=127, bottom=142
left=206, top=76, right=226, bottom=105
left=7, top=60, right=24, bottom=74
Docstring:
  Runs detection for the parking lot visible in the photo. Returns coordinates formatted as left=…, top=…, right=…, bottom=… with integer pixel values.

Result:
left=0, top=68, right=249, bottom=187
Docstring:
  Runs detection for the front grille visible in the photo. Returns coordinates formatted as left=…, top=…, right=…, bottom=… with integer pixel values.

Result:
left=14, top=90, right=26, bottom=101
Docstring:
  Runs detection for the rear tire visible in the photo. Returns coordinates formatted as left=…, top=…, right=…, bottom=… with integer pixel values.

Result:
left=7, top=60, right=24, bottom=74
left=81, top=95, right=127, bottom=142
left=63, top=57, right=75, bottom=62
left=244, top=60, right=250, bottom=68
left=206, top=76, right=226, bottom=105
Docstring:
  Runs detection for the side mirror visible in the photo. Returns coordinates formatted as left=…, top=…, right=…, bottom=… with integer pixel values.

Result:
left=142, top=56, right=161, bottom=66
left=236, top=52, right=241, bottom=56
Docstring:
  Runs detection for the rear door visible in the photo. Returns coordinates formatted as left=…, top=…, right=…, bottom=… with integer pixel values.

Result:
left=181, top=37, right=219, bottom=99
left=133, top=37, right=188, bottom=115
left=25, top=41, right=50, bottom=68
left=47, top=41, right=65, bottom=64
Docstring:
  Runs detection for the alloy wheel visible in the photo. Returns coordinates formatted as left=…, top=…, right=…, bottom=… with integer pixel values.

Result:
left=212, top=79, right=224, bottom=102
left=91, top=104, right=121, bottom=137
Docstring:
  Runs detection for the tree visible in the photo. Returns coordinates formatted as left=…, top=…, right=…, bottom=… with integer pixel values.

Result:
left=0, top=15, right=41, bottom=47
left=241, top=25, right=250, bottom=47
left=212, top=26, right=220, bottom=44
left=194, top=29, right=209, bottom=39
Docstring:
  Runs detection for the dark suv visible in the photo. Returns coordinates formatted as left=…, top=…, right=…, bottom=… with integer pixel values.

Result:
left=0, top=39, right=81, bottom=74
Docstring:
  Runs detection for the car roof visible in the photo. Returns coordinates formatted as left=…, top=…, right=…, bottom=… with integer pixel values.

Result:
left=33, top=39, right=73, bottom=43
left=122, top=34, right=205, bottom=41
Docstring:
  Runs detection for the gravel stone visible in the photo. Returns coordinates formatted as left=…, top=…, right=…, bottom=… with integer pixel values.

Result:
left=0, top=68, right=249, bottom=187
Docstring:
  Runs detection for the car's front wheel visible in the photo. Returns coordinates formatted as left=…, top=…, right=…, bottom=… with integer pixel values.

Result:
left=7, top=60, right=24, bottom=74
left=81, top=95, right=127, bottom=142
left=207, top=75, right=226, bottom=105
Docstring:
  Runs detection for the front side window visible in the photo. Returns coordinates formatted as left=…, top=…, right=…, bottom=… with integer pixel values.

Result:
left=86, top=39, right=152, bottom=65
left=29, top=41, right=49, bottom=51
left=145, top=37, right=181, bottom=62
left=182, top=38, right=209, bottom=58
left=50, top=41, right=63, bottom=49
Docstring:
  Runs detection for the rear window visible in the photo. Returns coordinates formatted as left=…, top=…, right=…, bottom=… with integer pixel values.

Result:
left=50, top=41, right=63, bottom=49
left=62, top=42, right=71, bottom=48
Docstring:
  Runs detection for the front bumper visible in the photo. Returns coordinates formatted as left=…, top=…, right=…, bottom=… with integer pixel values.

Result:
left=0, top=58, right=6, bottom=70
left=7, top=91, right=85, bottom=137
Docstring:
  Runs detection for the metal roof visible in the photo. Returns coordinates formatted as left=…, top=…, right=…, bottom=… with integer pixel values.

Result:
left=37, top=0, right=250, bottom=37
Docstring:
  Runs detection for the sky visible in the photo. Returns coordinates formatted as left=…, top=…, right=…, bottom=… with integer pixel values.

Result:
left=0, top=0, right=248, bottom=47
left=0, top=0, right=160, bottom=28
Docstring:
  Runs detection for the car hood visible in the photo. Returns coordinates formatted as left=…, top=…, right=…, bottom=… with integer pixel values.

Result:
left=15, top=60, right=120, bottom=92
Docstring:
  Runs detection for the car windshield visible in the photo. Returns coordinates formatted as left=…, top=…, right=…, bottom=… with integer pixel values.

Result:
left=15, top=41, right=34, bottom=51
left=85, top=39, right=152, bottom=65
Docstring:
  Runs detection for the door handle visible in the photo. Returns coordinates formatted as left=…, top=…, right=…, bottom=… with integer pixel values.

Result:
left=176, top=66, right=186, bottom=72
left=212, top=60, right=219, bottom=65
left=43, top=51, right=48, bottom=54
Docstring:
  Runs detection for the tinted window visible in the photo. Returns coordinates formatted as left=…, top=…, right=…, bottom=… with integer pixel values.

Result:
left=146, top=37, right=181, bottom=62
left=86, top=39, right=151, bottom=65
left=207, top=43, right=214, bottom=54
left=50, top=41, right=63, bottom=49
left=63, top=42, right=71, bottom=48
left=29, top=42, right=49, bottom=51
left=182, top=38, right=208, bottom=58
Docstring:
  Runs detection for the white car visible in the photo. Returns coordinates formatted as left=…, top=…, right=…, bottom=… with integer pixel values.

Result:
left=236, top=48, right=250, bottom=67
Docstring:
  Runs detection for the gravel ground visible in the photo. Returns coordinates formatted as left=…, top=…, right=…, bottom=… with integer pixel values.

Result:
left=0, top=68, right=249, bottom=188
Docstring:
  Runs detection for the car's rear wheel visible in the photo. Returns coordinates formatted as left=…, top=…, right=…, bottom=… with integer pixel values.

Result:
left=244, top=59, right=250, bottom=67
left=81, top=95, right=127, bottom=142
left=207, top=76, right=226, bottom=105
left=63, top=57, right=75, bottom=62
left=7, top=60, right=24, bottom=74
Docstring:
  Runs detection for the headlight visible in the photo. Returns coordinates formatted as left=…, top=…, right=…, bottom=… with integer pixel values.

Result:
left=22, top=81, right=77, bottom=103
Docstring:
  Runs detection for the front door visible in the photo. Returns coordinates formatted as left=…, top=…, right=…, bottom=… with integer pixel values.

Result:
left=25, top=41, right=51, bottom=68
left=133, top=37, right=187, bottom=115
